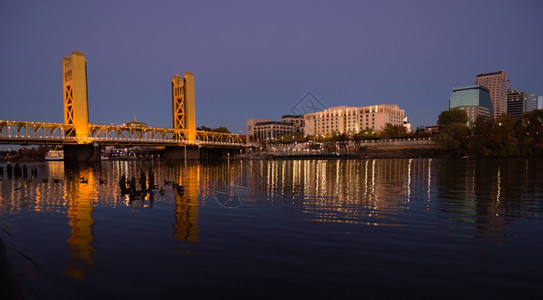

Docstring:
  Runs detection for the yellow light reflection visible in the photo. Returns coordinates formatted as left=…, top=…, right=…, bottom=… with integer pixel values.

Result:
left=64, top=168, right=96, bottom=281
left=496, top=167, right=501, bottom=203
left=407, top=158, right=412, bottom=202
left=427, top=158, right=432, bottom=209
left=173, top=163, right=200, bottom=253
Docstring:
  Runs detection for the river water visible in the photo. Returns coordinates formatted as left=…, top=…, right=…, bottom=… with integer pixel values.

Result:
left=0, top=158, right=542, bottom=299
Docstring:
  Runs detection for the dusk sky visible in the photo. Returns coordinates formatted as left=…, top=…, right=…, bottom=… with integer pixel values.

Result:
left=1, top=0, right=542, bottom=135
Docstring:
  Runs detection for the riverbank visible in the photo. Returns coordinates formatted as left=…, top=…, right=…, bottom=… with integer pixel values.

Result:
left=242, top=144, right=450, bottom=159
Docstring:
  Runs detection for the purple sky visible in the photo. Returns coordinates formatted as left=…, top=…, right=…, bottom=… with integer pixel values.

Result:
left=1, top=0, right=542, bottom=135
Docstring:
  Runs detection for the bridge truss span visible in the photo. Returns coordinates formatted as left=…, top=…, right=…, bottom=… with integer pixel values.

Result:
left=0, top=120, right=71, bottom=145
left=89, top=124, right=179, bottom=146
left=89, top=125, right=244, bottom=147
left=195, top=130, right=244, bottom=147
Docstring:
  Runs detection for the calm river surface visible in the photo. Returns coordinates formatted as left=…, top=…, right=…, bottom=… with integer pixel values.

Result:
left=0, top=158, right=542, bottom=299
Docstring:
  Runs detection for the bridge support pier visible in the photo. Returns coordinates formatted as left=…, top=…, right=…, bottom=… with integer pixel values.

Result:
left=64, top=144, right=101, bottom=163
left=164, top=145, right=200, bottom=161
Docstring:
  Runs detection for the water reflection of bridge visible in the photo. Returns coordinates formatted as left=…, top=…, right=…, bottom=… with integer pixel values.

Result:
left=0, top=161, right=204, bottom=279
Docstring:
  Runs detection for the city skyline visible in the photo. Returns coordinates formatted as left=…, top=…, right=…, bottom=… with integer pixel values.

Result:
left=1, top=0, right=542, bottom=135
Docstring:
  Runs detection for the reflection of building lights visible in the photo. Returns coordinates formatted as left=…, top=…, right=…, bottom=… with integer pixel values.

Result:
left=496, top=167, right=501, bottom=203
left=407, top=158, right=412, bottom=202
left=427, top=158, right=432, bottom=205
left=371, top=159, right=376, bottom=202
left=471, top=163, right=476, bottom=204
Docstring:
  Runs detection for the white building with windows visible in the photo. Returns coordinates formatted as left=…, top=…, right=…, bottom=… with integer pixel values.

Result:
left=304, top=104, right=406, bottom=136
left=251, top=121, right=295, bottom=141
left=247, top=118, right=271, bottom=143
left=280, top=115, right=305, bottom=133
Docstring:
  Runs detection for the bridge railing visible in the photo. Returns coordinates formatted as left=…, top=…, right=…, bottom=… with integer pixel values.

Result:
left=0, top=120, right=71, bottom=144
left=89, top=125, right=244, bottom=146
left=195, top=130, right=244, bottom=145
left=89, top=124, right=181, bottom=144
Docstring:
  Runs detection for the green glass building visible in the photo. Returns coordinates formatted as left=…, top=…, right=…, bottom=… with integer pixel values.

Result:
left=449, top=85, right=493, bottom=126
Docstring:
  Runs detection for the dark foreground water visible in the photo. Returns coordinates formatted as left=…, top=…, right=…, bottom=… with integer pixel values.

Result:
left=0, top=158, right=542, bottom=299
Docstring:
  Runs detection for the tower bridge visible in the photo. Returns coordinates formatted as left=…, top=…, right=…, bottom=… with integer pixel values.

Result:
left=0, top=51, right=244, bottom=161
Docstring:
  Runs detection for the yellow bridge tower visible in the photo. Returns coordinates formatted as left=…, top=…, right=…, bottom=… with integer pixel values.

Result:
left=62, top=51, right=90, bottom=142
left=62, top=51, right=100, bottom=162
left=171, top=72, right=196, bottom=143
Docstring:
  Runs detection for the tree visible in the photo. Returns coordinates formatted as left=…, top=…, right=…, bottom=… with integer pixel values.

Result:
left=197, top=126, right=212, bottom=131
left=213, top=126, right=230, bottom=133
left=494, top=114, right=522, bottom=156
left=338, top=133, right=349, bottom=153
left=468, top=114, right=523, bottom=157
left=433, top=109, right=543, bottom=157
left=522, top=109, right=543, bottom=155
left=273, top=132, right=307, bottom=144
left=381, top=123, right=408, bottom=139
left=469, top=116, right=494, bottom=156
left=357, top=129, right=379, bottom=140
left=434, top=110, right=469, bottom=155
left=437, top=109, right=468, bottom=126
left=436, top=123, right=470, bottom=155
left=197, top=126, right=231, bottom=133
left=414, top=126, right=431, bottom=137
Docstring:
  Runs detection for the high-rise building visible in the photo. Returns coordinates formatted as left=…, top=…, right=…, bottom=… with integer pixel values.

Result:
left=304, top=104, right=405, bottom=136
left=507, top=90, right=539, bottom=120
left=449, top=85, right=493, bottom=126
left=475, top=70, right=509, bottom=118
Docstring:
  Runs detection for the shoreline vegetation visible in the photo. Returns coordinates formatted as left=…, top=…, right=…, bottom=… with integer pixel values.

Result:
left=432, top=109, right=543, bottom=157
left=0, top=145, right=51, bottom=162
